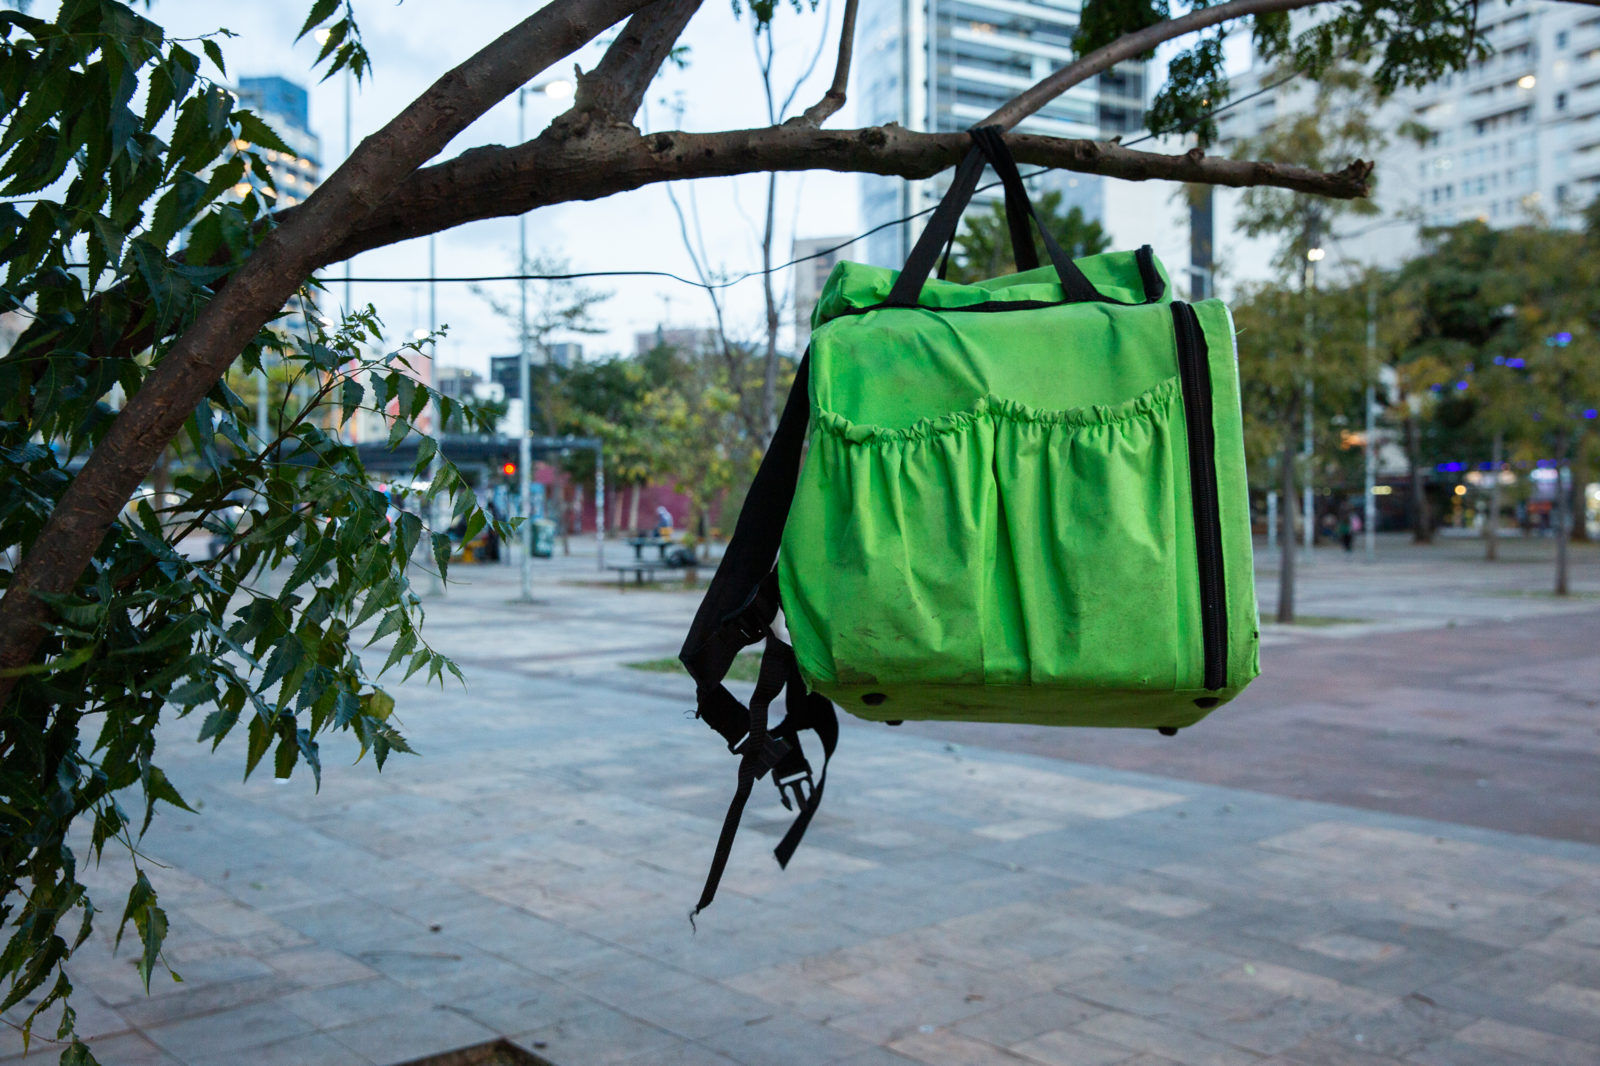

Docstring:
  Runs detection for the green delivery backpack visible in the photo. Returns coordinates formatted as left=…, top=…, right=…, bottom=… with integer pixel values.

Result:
left=681, top=128, right=1259, bottom=916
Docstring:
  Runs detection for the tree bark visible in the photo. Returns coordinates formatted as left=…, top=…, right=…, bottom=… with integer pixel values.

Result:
left=790, top=0, right=859, bottom=128
left=8, top=122, right=1374, bottom=382
left=1555, top=433, right=1571, bottom=596
left=1278, top=435, right=1297, bottom=624
left=1569, top=450, right=1589, bottom=542
left=0, top=0, right=654, bottom=704
left=1485, top=430, right=1502, bottom=561
left=325, top=127, right=1372, bottom=266
left=983, top=0, right=1326, bottom=130
left=1405, top=412, right=1432, bottom=544
left=567, top=0, right=704, bottom=125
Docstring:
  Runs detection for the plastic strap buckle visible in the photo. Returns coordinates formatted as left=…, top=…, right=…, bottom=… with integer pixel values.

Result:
left=729, top=731, right=790, bottom=776
left=775, top=768, right=813, bottom=812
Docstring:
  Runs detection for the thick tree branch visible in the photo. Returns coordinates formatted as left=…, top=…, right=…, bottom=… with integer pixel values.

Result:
left=0, top=0, right=652, bottom=706
left=789, top=0, right=858, bottom=128
left=566, top=0, right=703, bottom=127
left=322, top=126, right=1372, bottom=263
left=984, top=0, right=1326, bottom=130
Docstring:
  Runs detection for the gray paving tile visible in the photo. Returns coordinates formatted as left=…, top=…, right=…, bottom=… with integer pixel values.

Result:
left=32, top=558, right=1600, bottom=1066
left=624, top=979, right=780, bottom=1039
left=326, top=1006, right=499, bottom=1065
left=705, top=1012, right=880, bottom=1066
left=0, top=1032, right=182, bottom=1065
left=278, top=978, right=434, bottom=1030
left=185, top=1030, right=374, bottom=1066
left=512, top=1005, right=685, bottom=1065
left=143, top=1001, right=317, bottom=1061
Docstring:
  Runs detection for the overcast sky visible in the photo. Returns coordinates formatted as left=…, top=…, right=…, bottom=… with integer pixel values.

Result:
left=143, top=0, right=863, bottom=375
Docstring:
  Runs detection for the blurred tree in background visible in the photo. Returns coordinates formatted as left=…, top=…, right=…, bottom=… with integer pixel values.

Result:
left=946, top=189, right=1110, bottom=283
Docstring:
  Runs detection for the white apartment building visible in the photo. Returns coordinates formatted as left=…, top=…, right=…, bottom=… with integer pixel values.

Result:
left=857, top=0, right=1149, bottom=268
left=1213, top=1, right=1600, bottom=284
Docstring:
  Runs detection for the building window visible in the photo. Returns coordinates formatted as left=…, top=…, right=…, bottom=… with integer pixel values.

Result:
left=1557, top=91, right=1568, bottom=110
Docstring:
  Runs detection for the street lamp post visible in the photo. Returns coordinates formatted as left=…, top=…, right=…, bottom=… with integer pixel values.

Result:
left=1364, top=276, right=1378, bottom=559
left=426, top=234, right=443, bottom=596
left=1303, top=245, right=1324, bottom=560
left=514, top=78, right=574, bottom=603
left=516, top=88, right=534, bottom=603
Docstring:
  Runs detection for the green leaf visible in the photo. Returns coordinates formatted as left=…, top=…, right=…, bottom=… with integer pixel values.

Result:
left=244, top=713, right=273, bottom=779
left=138, top=764, right=195, bottom=837
left=340, top=377, right=364, bottom=423
left=393, top=510, right=421, bottom=561
left=361, top=689, right=395, bottom=721
left=233, top=110, right=293, bottom=156
left=296, top=728, right=321, bottom=790
left=273, top=728, right=298, bottom=779
left=297, top=0, right=344, bottom=43
left=333, top=689, right=362, bottom=729
left=431, top=532, right=451, bottom=582
left=201, top=38, right=225, bottom=76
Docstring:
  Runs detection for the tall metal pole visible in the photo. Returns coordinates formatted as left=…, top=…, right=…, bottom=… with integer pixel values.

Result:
left=594, top=447, right=605, bottom=570
left=1364, top=277, right=1378, bottom=559
left=516, top=89, right=534, bottom=603
left=1302, top=256, right=1316, bottom=560
left=426, top=234, right=443, bottom=596
left=342, top=65, right=353, bottom=315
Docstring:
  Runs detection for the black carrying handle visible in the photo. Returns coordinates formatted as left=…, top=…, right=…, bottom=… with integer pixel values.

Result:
left=886, top=126, right=1104, bottom=308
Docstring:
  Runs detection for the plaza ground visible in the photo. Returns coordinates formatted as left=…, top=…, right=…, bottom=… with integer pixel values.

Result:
left=5, top=534, right=1598, bottom=1066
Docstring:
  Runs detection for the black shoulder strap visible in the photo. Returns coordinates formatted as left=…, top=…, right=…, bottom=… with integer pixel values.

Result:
left=681, top=354, right=811, bottom=685
left=680, top=353, right=839, bottom=919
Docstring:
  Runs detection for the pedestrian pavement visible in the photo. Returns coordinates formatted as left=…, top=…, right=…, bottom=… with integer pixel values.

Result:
left=6, top=536, right=1599, bottom=1066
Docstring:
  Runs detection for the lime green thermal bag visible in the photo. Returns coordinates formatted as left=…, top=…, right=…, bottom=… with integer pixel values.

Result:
left=681, top=130, right=1258, bottom=914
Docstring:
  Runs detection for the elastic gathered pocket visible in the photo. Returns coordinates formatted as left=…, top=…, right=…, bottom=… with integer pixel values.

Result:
left=781, top=379, right=1184, bottom=693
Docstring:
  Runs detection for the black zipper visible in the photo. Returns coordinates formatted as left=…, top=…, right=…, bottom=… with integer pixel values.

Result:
left=1171, top=302, right=1228, bottom=692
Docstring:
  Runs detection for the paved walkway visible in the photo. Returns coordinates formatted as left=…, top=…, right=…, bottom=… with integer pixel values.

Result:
left=6, top=537, right=1598, bottom=1066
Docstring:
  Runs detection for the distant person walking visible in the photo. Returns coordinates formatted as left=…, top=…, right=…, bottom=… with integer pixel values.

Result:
left=1338, top=513, right=1354, bottom=553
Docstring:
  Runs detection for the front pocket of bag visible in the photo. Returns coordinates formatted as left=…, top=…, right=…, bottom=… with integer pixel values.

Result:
left=783, top=406, right=997, bottom=687
left=985, top=379, right=1183, bottom=690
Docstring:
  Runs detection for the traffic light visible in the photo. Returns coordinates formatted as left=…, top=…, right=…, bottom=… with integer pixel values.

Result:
left=501, top=461, right=516, bottom=477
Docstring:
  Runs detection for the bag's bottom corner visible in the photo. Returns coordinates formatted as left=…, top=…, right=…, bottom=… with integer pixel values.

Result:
left=814, top=679, right=1241, bottom=730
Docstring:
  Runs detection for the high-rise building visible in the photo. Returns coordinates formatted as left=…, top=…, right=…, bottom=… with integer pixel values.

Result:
left=857, top=1, right=1148, bottom=268
left=1212, top=1, right=1600, bottom=280
left=790, top=236, right=849, bottom=350
left=233, top=76, right=322, bottom=210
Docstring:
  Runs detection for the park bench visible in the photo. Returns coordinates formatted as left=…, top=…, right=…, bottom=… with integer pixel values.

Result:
left=608, top=559, right=670, bottom=588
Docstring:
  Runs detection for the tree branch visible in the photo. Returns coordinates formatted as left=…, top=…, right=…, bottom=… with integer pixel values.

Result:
left=322, top=125, right=1372, bottom=264
left=789, top=0, right=857, bottom=128
left=0, top=0, right=653, bottom=706
left=565, top=0, right=704, bottom=128
left=983, top=0, right=1326, bottom=130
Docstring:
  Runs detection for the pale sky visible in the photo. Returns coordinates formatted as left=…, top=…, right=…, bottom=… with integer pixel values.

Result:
left=147, top=0, right=864, bottom=373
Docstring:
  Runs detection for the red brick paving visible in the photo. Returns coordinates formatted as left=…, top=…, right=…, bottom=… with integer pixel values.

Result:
left=904, top=607, right=1600, bottom=845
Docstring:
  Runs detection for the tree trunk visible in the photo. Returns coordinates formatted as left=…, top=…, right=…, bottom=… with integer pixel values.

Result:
left=1485, top=430, right=1503, bottom=561
left=1569, top=452, right=1589, bottom=543
left=627, top=483, right=641, bottom=535
left=1277, top=435, right=1297, bottom=624
left=1405, top=412, right=1432, bottom=543
left=1555, top=433, right=1571, bottom=596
